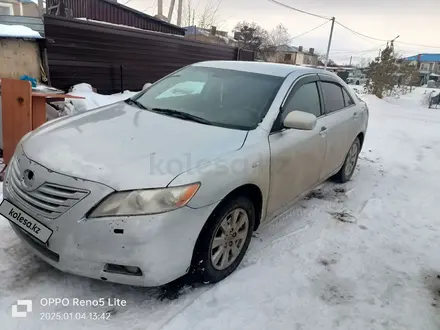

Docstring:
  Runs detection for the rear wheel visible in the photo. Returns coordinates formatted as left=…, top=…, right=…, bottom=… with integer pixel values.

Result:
left=190, top=196, right=255, bottom=284
left=335, top=137, right=361, bottom=183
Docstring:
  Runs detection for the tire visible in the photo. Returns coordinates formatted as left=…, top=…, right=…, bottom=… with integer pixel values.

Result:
left=190, top=196, right=255, bottom=284
left=335, top=137, right=361, bottom=183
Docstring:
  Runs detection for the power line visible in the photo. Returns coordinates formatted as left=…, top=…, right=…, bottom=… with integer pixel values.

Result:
left=330, top=44, right=386, bottom=55
left=335, top=21, right=389, bottom=42
left=267, top=0, right=440, bottom=50
left=121, top=0, right=132, bottom=5
left=267, top=0, right=331, bottom=20
left=290, top=21, right=330, bottom=40
left=395, top=41, right=440, bottom=49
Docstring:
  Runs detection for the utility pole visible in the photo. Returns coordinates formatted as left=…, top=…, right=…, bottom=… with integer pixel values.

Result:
left=177, top=0, right=183, bottom=27
left=167, top=0, right=176, bottom=22
left=158, top=0, right=163, bottom=17
left=349, top=56, right=352, bottom=66
left=390, top=35, right=399, bottom=56
left=38, top=0, right=44, bottom=15
left=324, top=17, right=335, bottom=70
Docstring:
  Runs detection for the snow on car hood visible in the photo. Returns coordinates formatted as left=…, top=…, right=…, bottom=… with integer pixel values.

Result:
left=22, top=102, right=248, bottom=190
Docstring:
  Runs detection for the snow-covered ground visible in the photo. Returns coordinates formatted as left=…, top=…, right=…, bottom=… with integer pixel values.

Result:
left=2, top=88, right=440, bottom=329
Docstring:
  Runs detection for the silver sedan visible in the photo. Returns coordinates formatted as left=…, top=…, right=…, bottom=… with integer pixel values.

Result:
left=1, top=61, right=368, bottom=286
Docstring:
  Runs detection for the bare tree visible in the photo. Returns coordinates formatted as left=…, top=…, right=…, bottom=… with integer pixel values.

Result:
left=267, top=24, right=291, bottom=47
left=182, top=0, right=223, bottom=29
left=398, top=61, right=419, bottom=93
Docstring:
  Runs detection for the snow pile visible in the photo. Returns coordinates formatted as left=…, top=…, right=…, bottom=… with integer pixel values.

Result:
left=2, top=89, right=440, bottom=329
left=0, top=24, right=41, bottom=39
left=65, top=83, right=138, bottom=114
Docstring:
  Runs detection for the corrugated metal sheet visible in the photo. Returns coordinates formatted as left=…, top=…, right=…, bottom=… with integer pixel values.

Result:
left=0, top=15, right=45, bottom=37
left=46, top=0, right=185, bottom=35
left=44, top=15, right=254, bottom=94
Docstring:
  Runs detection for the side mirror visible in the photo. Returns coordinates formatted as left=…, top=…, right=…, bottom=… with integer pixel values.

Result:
left=283, top=111, right=317, bottom=130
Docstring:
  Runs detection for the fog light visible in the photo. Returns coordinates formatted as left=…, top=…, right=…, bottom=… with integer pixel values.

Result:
left=124, top=266, right=140, bottom=274
left=104, top=263, right=142, bottom=276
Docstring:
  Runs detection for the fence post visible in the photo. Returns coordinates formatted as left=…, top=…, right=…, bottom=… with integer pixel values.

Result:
left=120, top=65, right=124, bottom=93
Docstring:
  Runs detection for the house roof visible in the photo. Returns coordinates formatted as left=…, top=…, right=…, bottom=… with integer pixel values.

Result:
left=404, top=54, right=440, bottom=62
left=276, top=44, right=299, bottom=53
left=276, top=44, right=316, bottom=55
left=0, top=16, right=44, bottom=38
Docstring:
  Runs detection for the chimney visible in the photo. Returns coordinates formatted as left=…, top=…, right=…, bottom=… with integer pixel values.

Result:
left=211, top=26, right=217, bottom=36
left=298, top=46, right=303, bottom=52
left=309, top=48, right=314, bottom=55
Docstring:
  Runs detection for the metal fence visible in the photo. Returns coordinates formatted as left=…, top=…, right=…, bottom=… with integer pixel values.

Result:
left=44, top=15, right=255, bottom=94
left=46, top=0, right=185, bottom=36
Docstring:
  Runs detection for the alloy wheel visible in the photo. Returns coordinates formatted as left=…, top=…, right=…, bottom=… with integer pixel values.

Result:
left=344, top=142, right=359, bottom=177
left=210, top=208, right=249, bottom=270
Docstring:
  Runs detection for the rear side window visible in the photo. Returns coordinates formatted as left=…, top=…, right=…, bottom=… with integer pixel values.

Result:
left=320, top=82, right=345, bottom=113
left=342, top=89, right=355, bottom=107
left=284, top=82, right=321, bottom=117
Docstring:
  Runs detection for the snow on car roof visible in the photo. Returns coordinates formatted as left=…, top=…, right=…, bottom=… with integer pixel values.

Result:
left=193, top=61, right=322, bottom=77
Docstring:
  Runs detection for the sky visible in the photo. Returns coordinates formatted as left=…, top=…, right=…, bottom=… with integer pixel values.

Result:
left=121, top=0, right=440, bottom=65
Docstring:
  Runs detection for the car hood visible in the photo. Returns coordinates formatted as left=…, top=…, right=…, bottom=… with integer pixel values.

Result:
left=23, top=102, right=248, bottom=190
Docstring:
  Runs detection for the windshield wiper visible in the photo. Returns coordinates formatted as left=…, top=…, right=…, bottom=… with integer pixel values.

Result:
left=124, top=98, right=149, bottom=110
left=150, top=108, right=213, bottom=125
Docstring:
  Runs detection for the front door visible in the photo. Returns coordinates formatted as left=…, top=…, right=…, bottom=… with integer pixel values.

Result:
left=267, top=75, right=327, bottom=216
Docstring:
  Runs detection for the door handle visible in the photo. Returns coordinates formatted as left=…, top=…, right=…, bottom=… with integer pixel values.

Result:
left=353, top=112, right=358, bottom=119
left=319, top=126, right=327, bottom=136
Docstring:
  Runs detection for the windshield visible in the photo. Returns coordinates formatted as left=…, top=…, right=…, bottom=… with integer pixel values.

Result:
left=131, top=66, right=284, bottom=130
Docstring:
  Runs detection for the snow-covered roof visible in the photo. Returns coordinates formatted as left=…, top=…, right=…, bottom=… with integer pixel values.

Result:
left=0, top=24, right=42, bottom=39
left=276, top=44, right=299, bottom=53
left=404, top=54, right=440, bottom=62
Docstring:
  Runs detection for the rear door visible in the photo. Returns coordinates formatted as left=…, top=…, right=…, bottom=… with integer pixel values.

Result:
left=317, top=75, right=358, bottom=180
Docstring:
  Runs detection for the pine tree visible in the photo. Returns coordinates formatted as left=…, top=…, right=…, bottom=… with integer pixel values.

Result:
left=366, top=45, right=398, bottom=98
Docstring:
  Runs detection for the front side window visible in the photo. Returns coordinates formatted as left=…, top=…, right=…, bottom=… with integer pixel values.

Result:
left=320, top=82, right=345, bottom=113
left=132, top=66, right=284, bottom=130
left=284, top=82, right=321, bottom=118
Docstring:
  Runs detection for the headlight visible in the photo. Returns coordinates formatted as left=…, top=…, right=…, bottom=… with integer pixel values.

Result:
left=88, top=183, right=200, bottom=218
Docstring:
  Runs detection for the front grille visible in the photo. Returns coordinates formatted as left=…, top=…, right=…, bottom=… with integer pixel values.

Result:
left=7, top=158, right=89, bottom=219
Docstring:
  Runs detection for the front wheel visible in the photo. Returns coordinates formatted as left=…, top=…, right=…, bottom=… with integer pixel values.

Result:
left=335, top=137, right=361, bottom=183
left=190, top=196, right=255, bottom=284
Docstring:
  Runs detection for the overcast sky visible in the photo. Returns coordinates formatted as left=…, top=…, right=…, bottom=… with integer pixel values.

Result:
left=122, top=0, right=440, bottom=64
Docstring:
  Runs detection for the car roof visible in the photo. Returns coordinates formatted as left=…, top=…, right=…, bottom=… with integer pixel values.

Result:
left=192, top=61, right=324, bottom=78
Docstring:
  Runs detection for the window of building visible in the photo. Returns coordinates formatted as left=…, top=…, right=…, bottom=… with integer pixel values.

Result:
left=0, top=2, right=14, bottom=15
left=284, top=53, right=292, bottom=61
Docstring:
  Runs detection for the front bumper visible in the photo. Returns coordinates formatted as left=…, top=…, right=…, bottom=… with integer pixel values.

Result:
left=4, top=152, right=217, bottom=286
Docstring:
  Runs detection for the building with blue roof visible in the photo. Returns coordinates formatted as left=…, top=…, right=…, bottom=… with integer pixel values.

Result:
left=403, top=53, right=440, bottom=84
